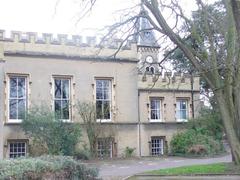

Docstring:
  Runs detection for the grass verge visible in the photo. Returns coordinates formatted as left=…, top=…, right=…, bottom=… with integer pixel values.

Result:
left=144, top=163, right=240, bottom=175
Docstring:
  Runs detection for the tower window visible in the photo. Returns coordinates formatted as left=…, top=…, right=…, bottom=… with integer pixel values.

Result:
left=146, top=66, right=155, bottom=74
left=150, top=67, right=155, bottom=74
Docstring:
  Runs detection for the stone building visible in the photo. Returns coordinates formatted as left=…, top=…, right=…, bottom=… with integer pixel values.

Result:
left=0, top=26, right=200, bottom=158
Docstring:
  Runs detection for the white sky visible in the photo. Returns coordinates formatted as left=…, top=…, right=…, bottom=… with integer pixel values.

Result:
left=0, top=0, right=199, bottom=37
left=0, top=0, right=138, bottom=37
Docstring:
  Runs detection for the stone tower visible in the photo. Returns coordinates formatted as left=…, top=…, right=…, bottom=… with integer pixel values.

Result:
left=136, top=7, right=160, bottom=74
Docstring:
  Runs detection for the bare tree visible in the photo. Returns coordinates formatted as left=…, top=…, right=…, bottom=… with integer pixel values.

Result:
left=76, top=101, right=115, bottom=158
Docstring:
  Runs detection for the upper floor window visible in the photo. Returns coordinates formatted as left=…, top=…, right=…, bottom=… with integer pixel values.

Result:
left=8, top=76, right=27, bottom=122
left=176, top=99, right=188, bottom=122
left=54, top=78, right=70, bottom=120
left=96, top=79, right=111, bottom=121
left=150, top=98, right=161, bottom=122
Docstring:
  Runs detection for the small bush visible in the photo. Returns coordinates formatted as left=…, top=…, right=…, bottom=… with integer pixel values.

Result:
left=74, top=149, right=91, bottom=160
left=124, top=146, right=135, bottom=158
left=21, top=105, right=82, bottom=156
left=0, top=156, right=98, bottom=180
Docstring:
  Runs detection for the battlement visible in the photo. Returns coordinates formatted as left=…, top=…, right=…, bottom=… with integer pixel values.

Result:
left=0, top=30, right=138, bottom=61
left=138, top=72, right=200, bottom=91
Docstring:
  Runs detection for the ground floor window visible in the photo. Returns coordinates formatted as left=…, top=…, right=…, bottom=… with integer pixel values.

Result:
left=151, top=137, right=164, bottom=156
left=97, top=138, right=113, bottom=158
left=9, top=141, right=27, bottom=158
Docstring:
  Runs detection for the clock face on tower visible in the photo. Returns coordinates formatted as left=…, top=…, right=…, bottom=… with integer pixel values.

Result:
left=146, top=55, right=153, bottom=63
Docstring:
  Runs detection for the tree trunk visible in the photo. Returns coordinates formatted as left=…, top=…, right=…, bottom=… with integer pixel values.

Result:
left=216, top=91, right=240, bottom=164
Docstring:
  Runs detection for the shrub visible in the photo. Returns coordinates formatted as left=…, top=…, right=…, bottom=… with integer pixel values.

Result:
left=21, top=105, right=82, bottom=156
left=187, top=108, right=223, bottom=141
left=170, top=108, right=224, bottom=157
left=170, top=129, right=223, bottom=156
left=0, top=156, right=98, bottom=180
left=74, top=149, right=91, bottom=160
left=170, top=129, right=196, bottom=155
left=124, top=146, right=136, bottom=158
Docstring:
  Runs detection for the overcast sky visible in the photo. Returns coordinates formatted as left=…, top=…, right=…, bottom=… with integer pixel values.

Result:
left=0, top=0, right=200, bottom=37
left=0, top=0, right=139, bottom=37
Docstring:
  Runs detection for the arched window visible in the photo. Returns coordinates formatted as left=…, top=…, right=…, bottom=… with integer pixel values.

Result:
left=150, top=67, right=155, bottom=74
left=146, top=67, right=150, bottom=72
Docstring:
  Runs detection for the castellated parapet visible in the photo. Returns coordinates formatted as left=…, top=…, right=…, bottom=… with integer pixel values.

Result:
left=0, top=30, right=137, bottom=61
left=138, top=72, right=200, bottom=91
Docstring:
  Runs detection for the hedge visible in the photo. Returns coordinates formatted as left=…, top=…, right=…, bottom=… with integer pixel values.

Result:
left=0, top=156, right=98, bottom=180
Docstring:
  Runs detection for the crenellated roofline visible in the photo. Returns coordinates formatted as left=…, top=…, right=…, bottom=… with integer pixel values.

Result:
left=0, top=30, right=138, bottom=61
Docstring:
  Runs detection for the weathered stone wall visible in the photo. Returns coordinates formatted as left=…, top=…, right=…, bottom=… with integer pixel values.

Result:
left=0, top=30, right=201, bottom=158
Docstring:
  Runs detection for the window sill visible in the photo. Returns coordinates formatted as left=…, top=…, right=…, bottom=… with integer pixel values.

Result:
left=96, top=119, right=112, bottom=123
left=61, top=119, right=72, bottom=123
left=176, top=119, right=188, bottom=122
left=149, top=119, right=163, bottom=123
left=6, top=120, right=22, bottom=124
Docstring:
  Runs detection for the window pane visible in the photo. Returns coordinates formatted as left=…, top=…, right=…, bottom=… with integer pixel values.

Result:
left=103, top=101, right=110, bottom=119
left=54, top=79, right=61, bottom=98
left=151, top=110, right=156, bottom=119
left=103, top=90, right=109, bottom=100
left=156, top=101, right=160, bottom=109
left=103, top=80, right=109, bottom=88
left=180, top=101, right=186, bottom=110
left=180, top=110, right=187, bottom=119
left=9, top=99, right=17, bottom=119
left=62, top=100, right=69, bottom=119
left=96, top=100, right=102, bottom=119
left=55, top=100, right=61, bottom=118
left=96, top=89, right=102, bottom=100
left=156, top=110, right=160, bottom=119
left=18, top=77, right=26, bottom=98
left=18, top=99, right=26, bottom=119
left=10, top=78, right=17, bottom=98
left=62, top=80, right=69, bottom=99
left=96, top=80, right=102, bottom=88
left=151, top=100, right=155, bottom=109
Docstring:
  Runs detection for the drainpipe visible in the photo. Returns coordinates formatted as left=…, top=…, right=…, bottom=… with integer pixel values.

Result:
left=0, top=51, right=4, bottom=159
left=190, top=71, right=195, bottom=118
left=138, top=90, right=142, bottom=156
left=0, top=62, right=4, bottom=159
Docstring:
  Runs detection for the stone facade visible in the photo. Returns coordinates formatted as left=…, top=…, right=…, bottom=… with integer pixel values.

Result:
left=0, top=30, right=200, bottom=159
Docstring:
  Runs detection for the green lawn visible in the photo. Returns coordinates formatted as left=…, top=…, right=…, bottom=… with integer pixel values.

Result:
left=145, top=163, right=240, bottom=175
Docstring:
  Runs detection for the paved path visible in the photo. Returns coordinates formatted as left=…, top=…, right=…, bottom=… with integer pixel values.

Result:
left=131, top=175, right=240, bottom=180
left=84, top=154, right=232, bottom=180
